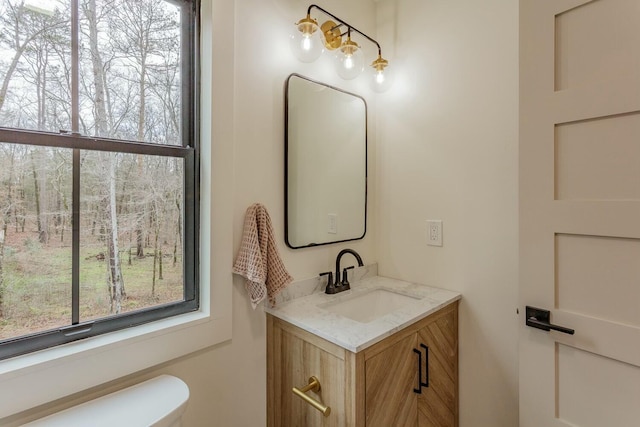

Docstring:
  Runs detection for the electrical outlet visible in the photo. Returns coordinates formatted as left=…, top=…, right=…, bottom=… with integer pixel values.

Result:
left=427, top=220, right=443, bottom=246
left=328, top=213, right=338, bottom=234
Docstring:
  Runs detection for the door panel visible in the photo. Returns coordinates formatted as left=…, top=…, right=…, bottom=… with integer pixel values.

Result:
left=555, top=113, right=640, bottom=201
left=556, top=234, right=640, bottom=327
left=520, top=0, right=640, bottom=425
left=557, top=344, right=640, bottom=427
left=554, top=0, right=640, bottom=92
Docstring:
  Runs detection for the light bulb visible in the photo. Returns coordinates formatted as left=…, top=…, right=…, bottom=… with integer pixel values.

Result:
left=289, top=15, right=324, bottom=63
left=344, top=55, right=354, bottom=69
left=370, top=55, right=393, bottom=93
left=302, top=36, right=312, bottom=51
left=334, top=37, right=364, bottom=80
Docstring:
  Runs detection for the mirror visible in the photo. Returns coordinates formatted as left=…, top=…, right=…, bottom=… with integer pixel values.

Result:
left=285, top=74, right=367, bottom=249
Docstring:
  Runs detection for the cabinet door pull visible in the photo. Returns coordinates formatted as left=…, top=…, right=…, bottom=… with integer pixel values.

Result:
left=413, top=344, right=430, bottom=393
left=292, top=376, right=331, bottom=417
left=413, top=348, right=423, bottom=394
left=420, top=343, right=430, bottom=388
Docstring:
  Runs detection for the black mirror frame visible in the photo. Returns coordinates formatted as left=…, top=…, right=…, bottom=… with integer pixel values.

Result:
left=284, top=73, right=368, bottom=249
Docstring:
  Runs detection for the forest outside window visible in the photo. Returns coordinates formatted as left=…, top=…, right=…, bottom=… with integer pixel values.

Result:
left=0, top=0, right=199, bottom=360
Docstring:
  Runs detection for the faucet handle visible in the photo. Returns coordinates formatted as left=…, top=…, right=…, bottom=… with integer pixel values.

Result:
left=341, top=266, right=355, bottom=290
left=320, top=271, right=337, bottom=294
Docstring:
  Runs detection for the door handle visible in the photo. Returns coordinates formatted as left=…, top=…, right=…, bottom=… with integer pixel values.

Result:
left=525, top=306, right=575, bottom=335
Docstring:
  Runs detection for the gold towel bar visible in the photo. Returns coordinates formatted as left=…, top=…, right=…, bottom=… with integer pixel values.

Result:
left=292, top=376, right=331, bottom=417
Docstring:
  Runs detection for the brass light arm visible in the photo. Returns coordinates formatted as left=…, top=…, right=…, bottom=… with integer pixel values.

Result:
left=307, top=3, right=383, bottom=56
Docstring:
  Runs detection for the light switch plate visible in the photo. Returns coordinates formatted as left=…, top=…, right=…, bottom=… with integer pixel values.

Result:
left=328, top=213, right=338, bottom=234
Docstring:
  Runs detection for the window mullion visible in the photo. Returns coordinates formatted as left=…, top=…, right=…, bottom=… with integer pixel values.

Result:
left=72, top=149, right=80, bottom=325
left=71, top=0, right=80, bottom=325
left=71, top=0, right=79, bottom=133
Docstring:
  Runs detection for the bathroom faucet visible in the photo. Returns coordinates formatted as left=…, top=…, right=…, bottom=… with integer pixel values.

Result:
left=335, top=249, right=364, bottom=291
left=320, top=249, right=364, bottom=294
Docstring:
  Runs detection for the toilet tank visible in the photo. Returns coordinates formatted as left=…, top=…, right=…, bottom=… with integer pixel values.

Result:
left=24, top=375, right=190, bottom=427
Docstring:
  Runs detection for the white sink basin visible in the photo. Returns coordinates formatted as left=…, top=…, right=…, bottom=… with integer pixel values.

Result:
left=318, top=288, right=421, bottom=323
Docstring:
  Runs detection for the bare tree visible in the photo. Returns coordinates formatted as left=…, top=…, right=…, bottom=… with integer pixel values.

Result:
left=105, top=153, right=123, bottom=312
left=29, top=148, right=49, bottom=243
left=84, top=0, right=124, bottom=313
left=0, top=1, right=65, bottom=115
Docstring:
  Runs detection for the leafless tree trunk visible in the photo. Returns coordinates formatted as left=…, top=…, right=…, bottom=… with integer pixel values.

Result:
left=86, top=0, right=124, bottom=313
left=0, top=46, right=27, bottom=114
left=18, top=184, right=25, bottom=233
left=30, top=149, right=48, bottom=244
left=134, top=11, right=148, bottom=258
left=136, top=225, right=144, bottom=257
left=29, top=39, right=49, bottom=131
left=85, top=0, right=107, bottom=127
left=106, top=154, right=123, bottom=313
left=128, top=232, right=132, bottom=266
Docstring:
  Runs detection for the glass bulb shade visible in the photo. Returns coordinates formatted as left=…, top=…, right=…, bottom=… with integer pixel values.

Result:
left=334, top=42, right=364, bottom=80
left=289, top=21, right=324, bottom=63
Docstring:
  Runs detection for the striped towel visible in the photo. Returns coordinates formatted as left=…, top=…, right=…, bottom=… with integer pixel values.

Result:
left=233, top=203, right=293, bottom=308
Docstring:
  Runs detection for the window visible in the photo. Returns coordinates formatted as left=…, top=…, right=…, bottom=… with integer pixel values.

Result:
left=0, top=0, right=199, bottom=360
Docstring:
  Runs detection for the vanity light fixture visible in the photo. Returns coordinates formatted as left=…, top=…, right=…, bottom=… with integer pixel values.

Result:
left=290, top=4, right=392, bottom=92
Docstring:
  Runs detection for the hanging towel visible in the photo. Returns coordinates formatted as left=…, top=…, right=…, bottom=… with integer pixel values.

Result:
left=233, top=203, right=293, bottom=308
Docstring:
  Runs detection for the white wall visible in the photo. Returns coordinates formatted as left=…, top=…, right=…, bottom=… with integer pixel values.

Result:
left=374, top=0, right=519, bottom=426
left=3, top=0, right=520, bottom=425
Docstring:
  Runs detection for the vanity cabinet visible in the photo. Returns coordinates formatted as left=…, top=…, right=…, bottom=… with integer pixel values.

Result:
left=267, top=301, right=458, bottom=427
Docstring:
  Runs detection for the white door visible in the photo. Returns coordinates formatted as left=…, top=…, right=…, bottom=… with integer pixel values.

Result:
left=519, top=0, right=640, bottom=426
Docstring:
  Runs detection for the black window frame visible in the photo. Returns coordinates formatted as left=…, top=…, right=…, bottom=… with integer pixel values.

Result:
left=0, top=0, right=200, bottom=360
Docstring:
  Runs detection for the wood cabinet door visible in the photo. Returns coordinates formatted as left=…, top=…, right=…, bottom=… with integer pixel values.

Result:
left=364, top=333, right=419, bottom=427
left=416, top=307, right=458, bottom=427
left=267, top=316, right=353, bottom=427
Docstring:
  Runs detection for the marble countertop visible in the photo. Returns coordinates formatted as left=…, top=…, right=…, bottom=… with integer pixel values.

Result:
left=265, top=274, right=461, bottom=353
